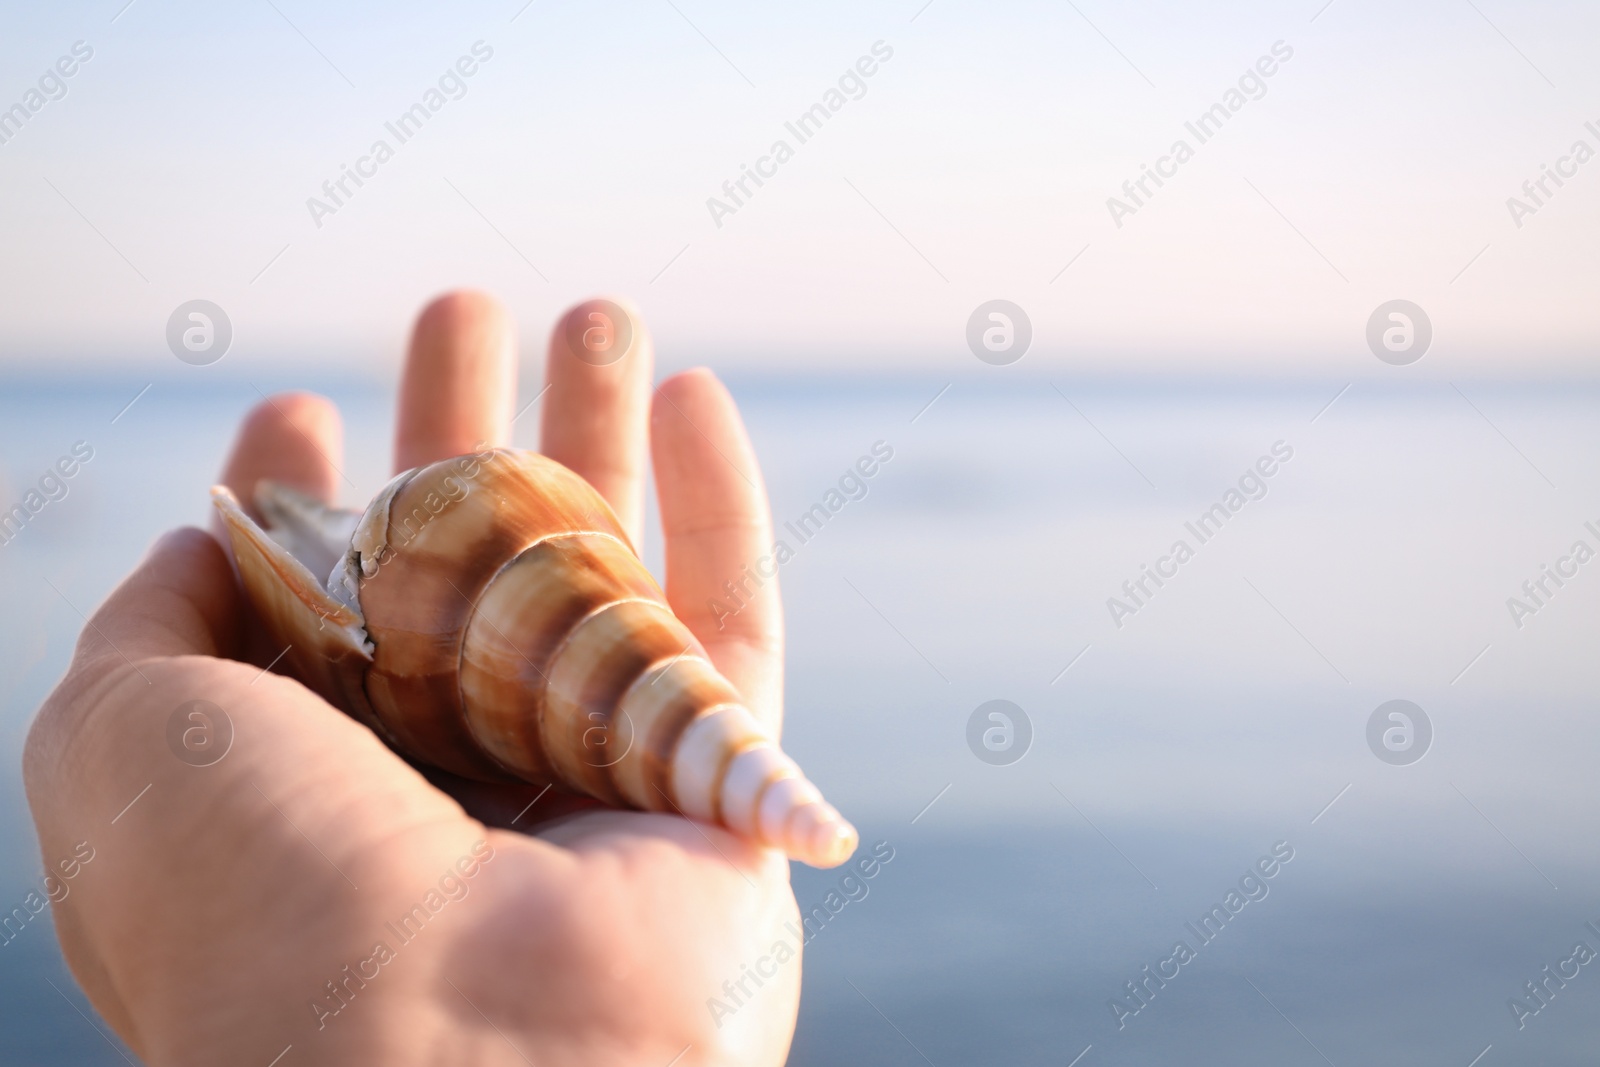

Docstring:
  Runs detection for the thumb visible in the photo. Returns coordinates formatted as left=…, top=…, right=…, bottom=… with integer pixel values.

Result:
left=71, top=527, right=241, bottom=677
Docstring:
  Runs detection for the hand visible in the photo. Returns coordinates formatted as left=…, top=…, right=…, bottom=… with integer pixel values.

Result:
left=24, top=292, right=800, bottom=1066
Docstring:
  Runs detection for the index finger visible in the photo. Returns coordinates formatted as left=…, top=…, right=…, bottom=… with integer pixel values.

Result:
left=539, top=298, right=654, bottom=548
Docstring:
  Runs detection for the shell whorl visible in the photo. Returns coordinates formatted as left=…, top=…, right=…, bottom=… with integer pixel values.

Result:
left=214, top=448, right=857, bottom=868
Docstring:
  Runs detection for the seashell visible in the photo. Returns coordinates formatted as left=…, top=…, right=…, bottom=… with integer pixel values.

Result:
left=211, top=447, right=858, bottom=868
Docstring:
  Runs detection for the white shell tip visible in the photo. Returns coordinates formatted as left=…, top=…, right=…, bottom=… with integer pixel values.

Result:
left=788, top=803, right=858, bottom=869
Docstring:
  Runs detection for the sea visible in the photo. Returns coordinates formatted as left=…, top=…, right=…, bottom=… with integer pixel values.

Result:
left=1, top=372, right=1597, bottom=1065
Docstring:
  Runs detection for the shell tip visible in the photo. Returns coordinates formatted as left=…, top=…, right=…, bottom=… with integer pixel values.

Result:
left=796, top=807, right=858, bottom=869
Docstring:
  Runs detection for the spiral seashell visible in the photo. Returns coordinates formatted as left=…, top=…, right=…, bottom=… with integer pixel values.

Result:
left=211, top=447, right=857, bottom=868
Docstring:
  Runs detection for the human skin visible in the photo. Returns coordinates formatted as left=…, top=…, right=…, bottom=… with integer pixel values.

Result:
left=23, top=292, right=801, bottom=1066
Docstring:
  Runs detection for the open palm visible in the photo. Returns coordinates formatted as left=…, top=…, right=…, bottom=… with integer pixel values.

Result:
left=24, top=292, right=802, bottom=1066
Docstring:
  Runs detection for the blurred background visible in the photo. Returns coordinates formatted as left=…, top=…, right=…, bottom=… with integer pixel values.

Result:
left=2, top=0, right=1598, bottom=1063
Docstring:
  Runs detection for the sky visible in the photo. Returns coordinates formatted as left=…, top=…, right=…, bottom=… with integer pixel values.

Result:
left=1, top=0, right=1597, bottom=377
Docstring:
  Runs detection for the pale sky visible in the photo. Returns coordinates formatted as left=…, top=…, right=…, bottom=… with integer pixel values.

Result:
left=1, top=0, right=1597, bottom=377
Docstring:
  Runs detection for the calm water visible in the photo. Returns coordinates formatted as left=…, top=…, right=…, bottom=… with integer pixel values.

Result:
left=1, top=373, right=1597, bottom=1064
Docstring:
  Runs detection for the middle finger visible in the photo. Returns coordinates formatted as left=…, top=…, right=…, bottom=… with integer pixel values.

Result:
left=539, top=298, right=654, bottom=548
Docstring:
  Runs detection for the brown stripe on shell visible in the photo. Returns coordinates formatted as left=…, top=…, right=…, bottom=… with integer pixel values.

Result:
left=608, top=657, right=742, bottom=813
left=358, top=450, right=636, bottom=779
left=539, top=598, right=697, bottom=806
left=458, top=532, right=666, bottom=781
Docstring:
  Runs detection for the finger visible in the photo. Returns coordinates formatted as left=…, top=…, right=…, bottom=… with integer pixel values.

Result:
left=218, top=391, right=344, bottom=519
left=540, top=298, right=654, bottom=547
left=212, top=392, right=345, bottom=668
left=650, top=369, right=783, bottom=736
left=395, top=290, right=516, bottom=473
left=70, top=527, right=240, bottom=681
